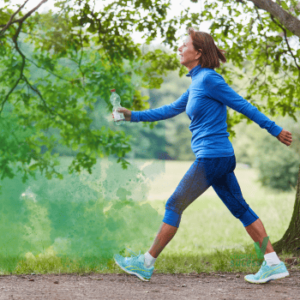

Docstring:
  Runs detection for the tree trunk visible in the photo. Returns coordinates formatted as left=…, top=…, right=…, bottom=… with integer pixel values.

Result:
left=273, top=166, right=300, bottom=256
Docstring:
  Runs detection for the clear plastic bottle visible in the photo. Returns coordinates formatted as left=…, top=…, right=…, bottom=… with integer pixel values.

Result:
left=110, top=89, right=125, bottom=125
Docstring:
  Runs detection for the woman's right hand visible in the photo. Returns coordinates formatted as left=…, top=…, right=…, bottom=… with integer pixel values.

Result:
left=277, top=129, right=292, bottom=146
left=112, top=107, right=132, bottom=121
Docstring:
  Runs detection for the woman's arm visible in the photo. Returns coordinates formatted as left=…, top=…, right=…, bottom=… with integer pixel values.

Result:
left=204, top=71, right=283, bottom=136
left=123, top=88, right=190, bottom=122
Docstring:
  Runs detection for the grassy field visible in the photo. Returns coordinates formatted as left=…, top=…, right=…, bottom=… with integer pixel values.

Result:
left=105, top=157, right=298, bottom=274
left=130, top=158, right=296, bottom=256
left=1, top=157, right=298, bottom=275
left=56, top=156, right=296, bottom=256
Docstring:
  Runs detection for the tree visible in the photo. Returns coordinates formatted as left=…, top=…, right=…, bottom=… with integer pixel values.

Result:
left=191, top=0, right=300, bottom=255
left=0, top=0, right=198, bottom=186
left=273, top=165, right=300, bottom=255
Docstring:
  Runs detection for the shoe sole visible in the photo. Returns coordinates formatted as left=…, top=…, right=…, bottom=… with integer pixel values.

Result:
left=114, top=258, right=151, bottom=282
left=244, top=272, right=290, bottom=284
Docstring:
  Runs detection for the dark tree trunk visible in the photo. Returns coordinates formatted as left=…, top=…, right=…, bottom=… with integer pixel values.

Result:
left=273, top=166, right=300, bottom=256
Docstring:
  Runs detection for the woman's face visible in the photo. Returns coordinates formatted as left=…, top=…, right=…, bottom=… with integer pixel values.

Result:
left=178, top=36, right=201, bottom=70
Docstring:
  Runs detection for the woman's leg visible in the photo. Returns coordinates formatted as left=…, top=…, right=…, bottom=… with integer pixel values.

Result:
left=211, top=159, right=275, bottom=255
left=146, top=158, right=211, bottom=259
left=147, top=156, right=236, bottom=260
left=148, top=223, right=178, bottom=258
left=245, top=218, right=274, bottom=254
left=211, top=169, right=259, bottom=228
left=211, top=162, right=291, bottom=283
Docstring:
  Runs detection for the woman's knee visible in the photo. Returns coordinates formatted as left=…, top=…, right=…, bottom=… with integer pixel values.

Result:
left=165, top=196, right=187, bottom=216
left=162, top=208, right=182, bottom=228
left=239, top=207, right=259, bottom=227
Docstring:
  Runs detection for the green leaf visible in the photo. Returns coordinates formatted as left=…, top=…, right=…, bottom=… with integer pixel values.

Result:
left=28, top=163, right=39, bottom=171
left=281, top=1, right=288, bottom=10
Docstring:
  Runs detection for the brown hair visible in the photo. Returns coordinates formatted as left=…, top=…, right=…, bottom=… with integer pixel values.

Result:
left=188, top=28, right=226, bottom=69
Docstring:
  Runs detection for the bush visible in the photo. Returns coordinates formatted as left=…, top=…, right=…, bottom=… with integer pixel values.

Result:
left=253, top=116, right=300, bottom=191
left=254, top=136, right=299, bottom=191
left=232, top=113, right=300, bottom=191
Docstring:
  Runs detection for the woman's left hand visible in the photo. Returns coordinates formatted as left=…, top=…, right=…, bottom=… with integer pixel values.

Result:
left=277, top=129, right=293, bottom=146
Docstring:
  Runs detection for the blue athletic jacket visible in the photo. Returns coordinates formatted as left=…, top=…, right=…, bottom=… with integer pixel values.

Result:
left=130, top=64, right=282, bottom=158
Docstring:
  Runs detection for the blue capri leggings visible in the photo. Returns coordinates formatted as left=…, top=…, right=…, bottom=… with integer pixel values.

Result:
left=163, top=155, right=259, bottom=228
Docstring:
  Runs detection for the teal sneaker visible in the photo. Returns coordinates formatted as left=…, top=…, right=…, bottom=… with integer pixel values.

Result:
left=244, top=260, right=289, bottom=284
left=114, top=249, right=154, bottom=281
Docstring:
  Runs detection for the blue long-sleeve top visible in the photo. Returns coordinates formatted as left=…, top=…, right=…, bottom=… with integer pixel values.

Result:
left=130, top=64, right=282, bottom=158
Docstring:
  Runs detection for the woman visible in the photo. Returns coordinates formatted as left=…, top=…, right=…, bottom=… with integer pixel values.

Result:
left=113, top=28, right=293, bottom=284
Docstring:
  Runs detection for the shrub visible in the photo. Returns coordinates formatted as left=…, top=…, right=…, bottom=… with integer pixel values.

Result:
left=253, top=118, right=300, bottom=191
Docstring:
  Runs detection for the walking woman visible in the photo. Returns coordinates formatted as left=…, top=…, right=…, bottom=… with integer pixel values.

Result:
left=113, top=28, right=293, bottom=284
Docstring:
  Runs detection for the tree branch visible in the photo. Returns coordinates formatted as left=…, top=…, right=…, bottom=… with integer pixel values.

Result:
left=0, top=71, right=24, bottom=114
left=0, top=0, right=29, bottom=33
left=254, top=5, right=263, bottom=23
left=22, top=75, right=54, bottom=116
left=270, top=14, right=300, bottom=70
left=246, top=0, right=300, bottom=37
left=0, top=0, right=48, bottom=36
left=1, top=19, right=55, bottom=118
left=0, top=22, right=26, bottom=113
left=24, top=56, right=70, bottom=82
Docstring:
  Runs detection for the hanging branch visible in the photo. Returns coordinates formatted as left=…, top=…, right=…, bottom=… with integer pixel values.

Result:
left=0, top=0, right=30, bottom=32
left=270, top=15, right=300, bottom=70
left=0, top=22, right=26, bottom=113
left=253, top=5, right=299, bottom=71
left=1, top=19, right=58, bottom=119
left=246, top=0, right=300, bottom=37
left=0, top=0, right=48, bottom=36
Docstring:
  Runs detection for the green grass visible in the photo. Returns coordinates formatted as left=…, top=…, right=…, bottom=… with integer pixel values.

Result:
left=0, top=157, right=298, bottom=275
left=3, top=245, right=299, bottom=276
left=138, top=161, right=295, bottom=257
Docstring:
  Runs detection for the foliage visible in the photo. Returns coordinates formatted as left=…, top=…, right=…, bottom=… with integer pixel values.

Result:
left=254, top=140, right=299, bottom=191
left=253, top=115, right=300, bottom=191
left=0, top=0, right=191, bottom=185
left=0, top=0, right=300, bottom=186
left=232, top=113, right=300, bottom=191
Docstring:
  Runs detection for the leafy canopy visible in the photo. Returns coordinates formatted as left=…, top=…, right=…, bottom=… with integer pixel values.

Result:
left=0, top=0, right=299, bottom=186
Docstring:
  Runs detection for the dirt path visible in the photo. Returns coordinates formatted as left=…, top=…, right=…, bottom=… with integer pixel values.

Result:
left=0, top=270, right=299, bottom=300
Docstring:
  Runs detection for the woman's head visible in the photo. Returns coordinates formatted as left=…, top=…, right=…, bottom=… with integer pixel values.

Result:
left=178, top=28, right=226, bottom=70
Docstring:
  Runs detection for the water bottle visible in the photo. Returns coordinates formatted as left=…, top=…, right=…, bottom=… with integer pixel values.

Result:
left=110, top=89, right=125, bottom=125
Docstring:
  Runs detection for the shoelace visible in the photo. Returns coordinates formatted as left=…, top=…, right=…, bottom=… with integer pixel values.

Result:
left=126, top=248, right=141, bottom=259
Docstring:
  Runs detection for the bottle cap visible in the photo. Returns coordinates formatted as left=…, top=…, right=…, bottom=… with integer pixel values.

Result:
left=110, top=89, right=116, bottom=92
